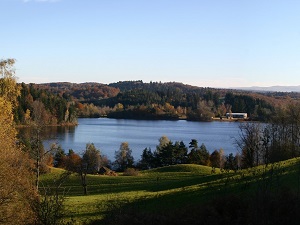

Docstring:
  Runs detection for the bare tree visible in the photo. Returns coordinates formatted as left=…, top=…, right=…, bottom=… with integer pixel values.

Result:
left=37, top=171, right=71, bottom=225
left=236, top=122, right=263, bottom=168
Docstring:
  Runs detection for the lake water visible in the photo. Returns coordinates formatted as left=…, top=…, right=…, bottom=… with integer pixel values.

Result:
left=40, top=118, right=242, bottom=161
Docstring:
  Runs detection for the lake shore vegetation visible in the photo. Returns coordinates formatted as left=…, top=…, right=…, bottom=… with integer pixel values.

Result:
left=2, top=58, right=300, bottom=224
left=31, top=80, right=297, bottom=122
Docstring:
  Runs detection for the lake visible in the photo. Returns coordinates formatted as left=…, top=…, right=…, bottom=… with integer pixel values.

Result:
left=36, top=118, right=242, bottom=161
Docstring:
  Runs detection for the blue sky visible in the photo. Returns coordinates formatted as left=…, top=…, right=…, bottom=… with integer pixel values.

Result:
left=1, top=0, right=300, bottom=88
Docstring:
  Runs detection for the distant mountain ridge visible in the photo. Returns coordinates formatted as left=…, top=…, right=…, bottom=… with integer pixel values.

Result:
left=233, top=85, right=300, bottom=93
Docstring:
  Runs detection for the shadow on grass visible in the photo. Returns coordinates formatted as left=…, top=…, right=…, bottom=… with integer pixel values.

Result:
left=59, top=173, right=230, bottom=197
left=90, top=187, right=300, bottom=225
left=86, top=160, right=300, bottom=225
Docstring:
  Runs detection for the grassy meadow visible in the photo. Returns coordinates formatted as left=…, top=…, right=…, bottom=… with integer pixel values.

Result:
left=40, top=159, right=300, bottom=224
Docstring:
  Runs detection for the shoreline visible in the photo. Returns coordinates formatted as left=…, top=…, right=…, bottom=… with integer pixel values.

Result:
left=15, top=122, right=78, bottom=128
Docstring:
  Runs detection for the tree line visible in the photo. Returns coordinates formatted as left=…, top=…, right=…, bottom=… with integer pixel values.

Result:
left=236, top=102, right=300, bottom=168
left=50, top=136, right=239, bottom=174
left=52, top=99, right=300, bottom=175
left=35, top=81, right=281, bottom=121
left=13, top=82, right=77, bottom=125
left=95, top=82, right=276, bottom=121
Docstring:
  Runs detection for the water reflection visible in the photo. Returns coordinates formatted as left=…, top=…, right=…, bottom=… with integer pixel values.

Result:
left=17, top=118, right=241, bottom=161
left=18, top=125, right=77, bottom=149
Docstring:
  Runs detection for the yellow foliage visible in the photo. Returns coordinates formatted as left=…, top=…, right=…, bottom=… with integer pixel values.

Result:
left=0, top=97, right=16, bottom=141
left=0, top=97, right=38, bottom=224
left=25, top=108, right=31, bottom=122
left=0, top=59, right=38, bottom=224
left=0, top=58, right=21, bottom=106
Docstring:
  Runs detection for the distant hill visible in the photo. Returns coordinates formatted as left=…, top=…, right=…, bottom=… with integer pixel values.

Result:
left=25, top=80, right=300, bottom=122
left=30, top=81, right=282, bottom=121
left=33, top=82, right=120, bottom=101
left=234, top=85, right=300, bottom=93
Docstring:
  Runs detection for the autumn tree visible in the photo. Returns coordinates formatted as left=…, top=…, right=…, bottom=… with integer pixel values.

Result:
left=0, top=59, right=37, bottom=224
left=0, top=58, right=21, bottom=105
left=82, top=143, right=102, bottom=174
left=65, top=149, right=82, bottom=172
left=187, top=100, right=214, bottom=121
left=156, top=135, right=170, bottom=153
left=114, top=142, right=134, bottom=171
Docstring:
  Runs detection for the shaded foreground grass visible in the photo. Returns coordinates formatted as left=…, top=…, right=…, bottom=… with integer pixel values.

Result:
left=40, top=159, right=300, bottom=224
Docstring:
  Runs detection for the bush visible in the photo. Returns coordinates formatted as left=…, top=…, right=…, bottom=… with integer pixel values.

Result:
left=123, top=168, right=139, bottom=176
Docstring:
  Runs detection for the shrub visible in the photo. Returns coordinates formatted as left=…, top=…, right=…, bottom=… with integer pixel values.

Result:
left=123, top=168, right=139, bottom=176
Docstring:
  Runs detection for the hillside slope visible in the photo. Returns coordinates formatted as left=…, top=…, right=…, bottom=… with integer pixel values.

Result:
left=41, top=158, right=300, bottom=224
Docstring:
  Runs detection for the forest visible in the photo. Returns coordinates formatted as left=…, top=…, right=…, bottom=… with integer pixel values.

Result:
left=2, top=58, right=300, bottom=225
left=27, top=80, right=299, bottom=122
left=14, top=82, right=77, bottom=126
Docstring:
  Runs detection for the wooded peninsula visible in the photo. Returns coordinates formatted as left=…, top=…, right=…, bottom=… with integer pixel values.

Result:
left=14, top=80, right=300, bottom=125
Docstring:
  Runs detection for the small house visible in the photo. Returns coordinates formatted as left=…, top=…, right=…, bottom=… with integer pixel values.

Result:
left=226, top=112, right=248, bottom=119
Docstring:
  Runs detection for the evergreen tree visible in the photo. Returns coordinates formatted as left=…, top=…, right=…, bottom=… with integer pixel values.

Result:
left=138, top=147, right=155, bottom=170
left=210, top=150, right=221, bottom=168
left=173, top=141, right=188, bottom=164
left=188, top=142, right=210, bottom=166
left=54, top=145, right=66, bottom=168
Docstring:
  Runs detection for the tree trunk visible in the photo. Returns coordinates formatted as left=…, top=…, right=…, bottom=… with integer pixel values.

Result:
left=81, top=172, right=87, bottom=195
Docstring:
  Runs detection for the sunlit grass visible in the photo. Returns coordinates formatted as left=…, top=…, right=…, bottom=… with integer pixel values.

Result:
left=40, top=158, right=300, bottom=224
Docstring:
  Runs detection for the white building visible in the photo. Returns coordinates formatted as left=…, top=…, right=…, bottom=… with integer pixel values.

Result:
left=226, top=112, right=248, bottom=119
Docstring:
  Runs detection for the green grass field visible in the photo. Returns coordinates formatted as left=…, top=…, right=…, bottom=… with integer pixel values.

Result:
left=40, top=159, right=300, bottom=224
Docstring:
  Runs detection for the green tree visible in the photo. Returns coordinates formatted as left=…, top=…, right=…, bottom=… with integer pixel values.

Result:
left=210, top=150, right=221, bottom=168
left=156, top=141, right=174, bottom=166
left=224, top=153, right=239, bottom=171
left=188, top=143, right=210, bottom=166
left=173, top=141, right=188, bottom=164
left=54, top=145, right=66, bottom=168
left=155, top=140, right=188, bottom=166
left=188, top=140, right=201, bottom=164
left=114, top=142, right=134, bottom=171
left=82, top=143, right=101, bottom=174
left=189, top=139, right=198, bottom=150
left=138, top=147, right=155, bottom=170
